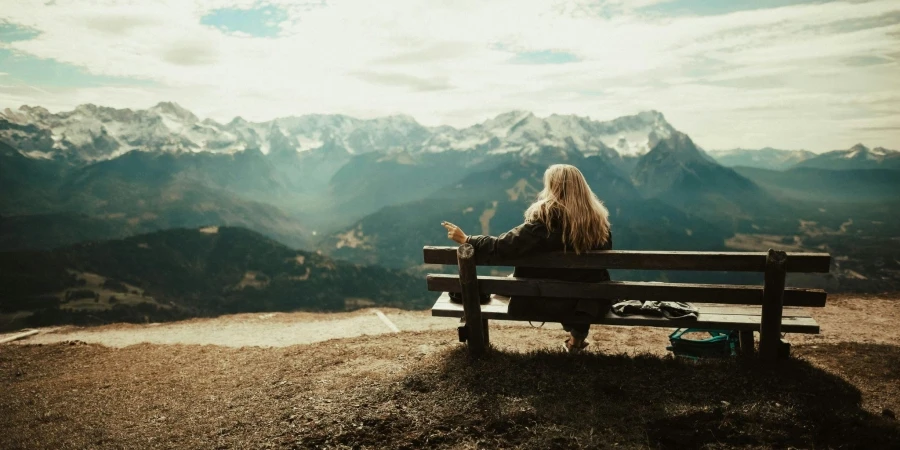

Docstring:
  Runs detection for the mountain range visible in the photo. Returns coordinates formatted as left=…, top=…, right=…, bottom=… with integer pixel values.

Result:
left=0, top=103, right=673, bottom=163
left=709, top=144, right=899, bottom=171
left=1, top=101, right=898, bottom=323
left=4, top=102, right=892, bottom=176
left=707, top=148, right=816, bottom=170
left=795, top=144, right=900, bottom=171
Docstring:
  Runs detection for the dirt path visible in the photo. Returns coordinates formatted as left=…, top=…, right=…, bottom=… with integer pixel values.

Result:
left=4, top=294, right=897, bottom=351
left=2, top=309, right=460, bottom=348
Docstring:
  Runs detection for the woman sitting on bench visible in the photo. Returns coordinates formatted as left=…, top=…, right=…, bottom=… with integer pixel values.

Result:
left=441, top=163, right=613, bottom=352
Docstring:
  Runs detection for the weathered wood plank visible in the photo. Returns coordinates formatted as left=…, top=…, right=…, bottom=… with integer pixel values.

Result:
left=760, top=249, right=788, bottom=363
left=423, top=246, right=831, bottom=273
left=426, top=274, right=827, bottom=307
left=432, top=295, right=814, bottom=318
left=679, top=305, right=811, bottom=317
left=457, top=244, right=486, bottom=357
left=430, top=295, right=820, bottom=334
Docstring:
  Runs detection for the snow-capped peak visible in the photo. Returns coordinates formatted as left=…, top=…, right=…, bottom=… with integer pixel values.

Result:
left=149, top=101, right=198, bottom=124
left=417, top=109, right=676, bottom=157
left=839, top=143, right=898, bottom=161
left=1, top=103, right=683, bottom=163
left=843, top=143, right=868, bottom=159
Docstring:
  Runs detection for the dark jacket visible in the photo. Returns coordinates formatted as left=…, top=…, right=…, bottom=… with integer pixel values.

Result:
left=466, top=219, right=612, bottom=319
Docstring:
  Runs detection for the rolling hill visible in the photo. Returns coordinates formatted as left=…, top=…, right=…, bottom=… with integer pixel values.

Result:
left=734, top=166, right=900, bottom=202
left=321, top=157, right=731, bottom=270
left=0, top=226, right=430, bottom=330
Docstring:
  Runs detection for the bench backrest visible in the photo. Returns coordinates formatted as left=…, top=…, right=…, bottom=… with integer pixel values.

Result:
left=423, top=246, right=831, bottom=307
left=423, top=246, right=831, bottom=272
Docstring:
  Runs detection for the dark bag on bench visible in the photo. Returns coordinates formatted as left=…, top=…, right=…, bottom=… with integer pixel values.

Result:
left=449, top=292, right=492, bottom=305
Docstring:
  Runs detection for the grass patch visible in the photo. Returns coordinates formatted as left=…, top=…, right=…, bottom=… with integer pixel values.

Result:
left=298, top=344, right=900, bottom=449
left=1, top=334, right=897, bottom=449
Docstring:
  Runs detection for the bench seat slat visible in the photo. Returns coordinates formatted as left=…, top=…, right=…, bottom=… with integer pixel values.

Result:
left=427, top=274, right=827, bottom=307
left=423, top=246, right=831, bottom=273
left=433, top=296, right=815, bottom=318
left=431, top=293, right=820, bottom=334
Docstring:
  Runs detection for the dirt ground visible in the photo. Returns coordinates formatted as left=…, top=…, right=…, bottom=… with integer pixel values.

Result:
left=3, top=309, right=459, bottom=348
left=1, top=294, right=899, bottom=449
left=5, top=294, right=898, bottom=351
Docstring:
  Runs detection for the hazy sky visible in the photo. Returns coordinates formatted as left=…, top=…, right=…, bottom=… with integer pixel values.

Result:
left=1, top=0, right=898, bottom=152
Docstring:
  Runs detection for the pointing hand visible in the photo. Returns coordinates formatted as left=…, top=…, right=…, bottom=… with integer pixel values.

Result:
left=441, top=221, right=467, bottom=244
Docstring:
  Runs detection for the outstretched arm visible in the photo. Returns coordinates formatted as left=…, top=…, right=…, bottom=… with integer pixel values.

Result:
left=465, top=222, right=548, bottom=265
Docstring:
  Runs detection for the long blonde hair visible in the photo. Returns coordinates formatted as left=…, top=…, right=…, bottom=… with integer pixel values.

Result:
left=524, top=164, right=611, bottom=253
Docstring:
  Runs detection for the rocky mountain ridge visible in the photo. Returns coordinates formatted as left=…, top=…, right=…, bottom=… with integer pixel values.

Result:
left=0, top=102, right=675, bottom=163
left=795, top=143, right=900, bottom=170
left=708, top=147, right=816, bottom=170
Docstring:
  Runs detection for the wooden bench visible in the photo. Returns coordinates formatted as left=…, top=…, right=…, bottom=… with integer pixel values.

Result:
left=423, top=244, right=831, bottom=363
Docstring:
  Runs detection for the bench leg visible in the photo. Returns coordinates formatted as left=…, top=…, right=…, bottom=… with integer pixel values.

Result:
left=739, top=331, right=755, bottom=355
left=457, top=245, right=486, bottom=357
left=779, top=338, right=791, bottom=359
left=760, top=250, right=787, bottom=364
left=457, top=318, right=490, bottom=349
left=457, top=318, right=468, bottom=343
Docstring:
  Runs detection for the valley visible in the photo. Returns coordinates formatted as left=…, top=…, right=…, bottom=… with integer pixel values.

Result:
left=1, top=103, right=898, bottom=330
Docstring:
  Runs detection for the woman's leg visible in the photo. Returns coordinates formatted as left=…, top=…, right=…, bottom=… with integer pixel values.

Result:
left=562, top=322, right=590, bottom=341
left=561, top=322, right=590, bottom=352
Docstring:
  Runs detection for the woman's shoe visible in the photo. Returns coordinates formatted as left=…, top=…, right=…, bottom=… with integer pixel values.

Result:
left=563, top=336, right=589, bottom=353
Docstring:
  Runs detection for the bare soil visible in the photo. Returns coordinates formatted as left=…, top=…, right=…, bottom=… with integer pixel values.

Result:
left=1, top=294, right=899, bottom=449
left=4, top=309, right=458, bottom=348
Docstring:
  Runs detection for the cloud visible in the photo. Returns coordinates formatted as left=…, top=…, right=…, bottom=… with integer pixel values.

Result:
left=374, top=42, right=477, bottom=65
left=0, top=0, right=897, bottom=151
left=856, top=125, right=900, bottom=131
left=843, top=55, right=894, bottom=66
left=510, top=50, right=580, bottom=65
left=352, top=71, right=454, bottom=92
left=161, top=40, right=219, bottom=66
left=83, top=15, right=160, bottom=35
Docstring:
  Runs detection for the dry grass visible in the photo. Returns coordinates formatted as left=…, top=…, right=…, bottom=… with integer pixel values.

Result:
left=1, top=327, right=899, bottom=449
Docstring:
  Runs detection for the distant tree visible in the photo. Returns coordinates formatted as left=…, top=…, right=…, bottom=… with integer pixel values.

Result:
left=109, top=296, right=118, bottom=304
